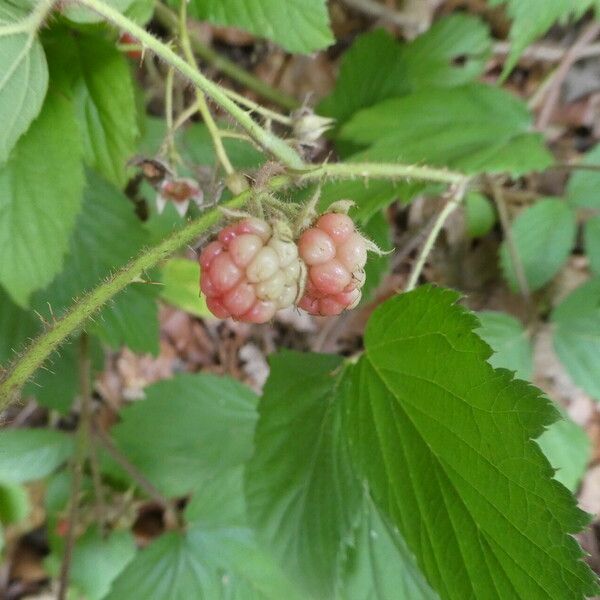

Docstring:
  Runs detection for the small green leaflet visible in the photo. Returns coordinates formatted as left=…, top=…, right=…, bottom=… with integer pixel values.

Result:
left=465, top=192, right=496, bottom=238
left=537, top=414, right=590, bottom=492
left=343, top=286, right=598, bottom=599
left=106, top=373, right=258, bottom=497
left=340, top=83, right=552, bottom=176
left=0, top=90, right=84, bottom=307
left=0, top=428, right=73, bottom=484
left=566, top=143, right=600, bottom=209
left=500, top=198, right=576, bottom=292
left=0, top=1, right=48, bottom=163
left=246, top=351, right=360, bottom=598
left=319, top=15, right=491, bottom=127
left=584, top=216, right=600, bottom=276
left=552, top=277, right=600, bottom=400
left=476, top=310, right=533, bottom=380
left=160, top=258, right=212, bottom=318
left=186, top=0, right=333, bottom=54
left=0, top=482, right=29, bottom=525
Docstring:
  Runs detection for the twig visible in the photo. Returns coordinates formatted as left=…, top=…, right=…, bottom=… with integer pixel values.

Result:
left=487, top=176, right=530, bottom=300
left=57, top=334, right=91, bottom=600
left=405, top=181, right=468, bottom=291
left=153, top=3, right=299, bottom=111
left=340, top=0, right=422, bottom=28
left=92, top=425, right=179, bottom=528
left=536, top=22, right=600, bottom=130
left=493, top=40, right=600, bottom=63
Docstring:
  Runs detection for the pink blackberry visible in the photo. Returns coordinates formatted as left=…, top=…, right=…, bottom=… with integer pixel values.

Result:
left=297, top=212, right=367, bottom=316
left=199, top=218, right=304, bottom=323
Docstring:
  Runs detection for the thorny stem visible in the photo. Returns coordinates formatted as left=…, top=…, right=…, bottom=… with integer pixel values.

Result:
left=93, top=425, right=179, bottom=529
left=405, top=181, right=468, bottom=292
left=0, top=163, right=468, bottom=408
left=153, top=3, right=299, bottom=111
left=57, top=334, right=92, bottom=600
left=178, top=1, right=236, bottom=179
left=75, top=0, right=305, bottom=169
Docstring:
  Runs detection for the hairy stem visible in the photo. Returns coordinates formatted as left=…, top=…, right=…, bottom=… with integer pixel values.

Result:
left=405, top=181, right=468, bottom=291
left=75, top=0, right=305, bottom=169
left=0, top=163, right=467, bottom=408
left=153, top=3, right=299, bottom=111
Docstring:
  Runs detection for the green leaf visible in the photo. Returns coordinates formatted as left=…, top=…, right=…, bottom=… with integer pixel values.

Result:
left=107, top=373, right=257, bottom=497
left=476, top=311, right=533, bottom=380
left=552, top=278, right=600, bottom=399
left=160, top=258, right=211, bottom=318
left=465, top=192, right=496, bottom=238
left=73, top=33, right=139, bottom=187
left=0, top=482, right=29, bottom=525
left=0, top=89, right=84, bottom=306
left=186, top=0, right=333, bottom=54
left=319, top=15, right=490, bottom=126
left=500, top=198, right=576, bottom=292
left=537, top=414, right=590, bottom=492
left=0, top=428, right=73, bottom=484
left=343, top=286, right=598, bottom=599
left=63, top=0, right=136, bottom=23
left=340, top=84, right=552, bottom=176
left=339, top=496, right=438, bottom=600
left=246, top=351, right=360, bottom=598
left=106, top=526, right=304, bottom=600
left=487, top=0, right=594, bottom=74
left=32, top=171, right=159, bottom=354
left=584, top=215, right=600, bottom=276
left=0, top=2, right=48, bottom=163
left=69, top=527, right=137, bottom=600
left=567, top=144, right=600, bottom=208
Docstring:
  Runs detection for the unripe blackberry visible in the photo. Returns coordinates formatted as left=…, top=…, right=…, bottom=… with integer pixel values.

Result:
left=298, top=213, right=367, bottom=316
left=199, top=218, right=304, bottom=323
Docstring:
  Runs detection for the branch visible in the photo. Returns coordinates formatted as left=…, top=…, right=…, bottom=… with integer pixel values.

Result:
left=75, top=0, right=305, bottom=169
left=153, top=3, right=299, bottom=111
left=0, top=163, right=467, bottom=408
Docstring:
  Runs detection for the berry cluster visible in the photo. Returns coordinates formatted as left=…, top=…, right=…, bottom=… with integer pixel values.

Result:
left=199, top=218, right=303, bottom=323
left=199, top=208, right=373, bottom=323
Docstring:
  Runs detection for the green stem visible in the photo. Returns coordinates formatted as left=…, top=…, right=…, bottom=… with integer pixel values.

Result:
left=405, top=181, right=468, bottom=291
left=75, top=0, right=304, bottom=169
left=178, top=1, right=236, bottom=178
left=153, top=3, right=299, bottom=111
left=0, top=162, right=467, bottom=407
